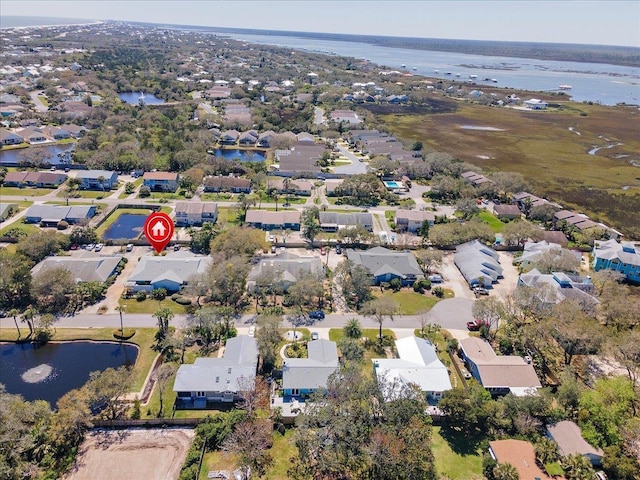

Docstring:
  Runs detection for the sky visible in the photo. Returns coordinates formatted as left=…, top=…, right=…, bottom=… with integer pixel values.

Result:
left=2, top=0, right=640, bottom=48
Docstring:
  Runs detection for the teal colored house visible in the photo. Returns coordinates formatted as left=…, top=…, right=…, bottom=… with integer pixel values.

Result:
left=593, top=239, right=640, bottom=284
left=282, top=339, right=339, bottom=399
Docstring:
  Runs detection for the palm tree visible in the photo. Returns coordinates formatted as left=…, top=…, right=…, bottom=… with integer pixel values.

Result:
left=21, top=306, right=37, bottom=337
left=282, top=177, right=292, bottom=206
left=343, top=318, right=362, bottom=339
left=535, top=437, right=559, bottom=465
left=97, top=175, right=106, bottom=194
left=7, top=308, right=21, bottom=339
left=492, top=462, right=519, bottom=480
left=115, top=305, right=126, bottom=335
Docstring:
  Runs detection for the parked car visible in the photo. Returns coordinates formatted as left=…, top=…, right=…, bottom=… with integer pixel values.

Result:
left=85, top=243, right=95, bottom=251
left=473, top=286, right=490, bottom=295
left=268, top=235, right=275, bottom=242
left=320, top=247, right=326, bottom=255
left=94, top=243, right=104, bottom=252
left=173, top=244, right=181, bottom=251
left=311, top=332, right=319, bottom=340
left=248, top=325, right=256, bottom=337
left=70, top=244, right=79, bottom=250
left=126, top=244, right=134, bottom=252
left=428, top=274, right=443, bottom=283
left=336, top=245, right=342, bottom=255
left=271, top=245, right=276, bottom=253
left=309, top=310, right=325, bottom=320
left=466, top=319, right=488, bottom=331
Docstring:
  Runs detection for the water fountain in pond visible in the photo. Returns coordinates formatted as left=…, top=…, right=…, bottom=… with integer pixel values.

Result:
left=21, top=364, right=55, bottom=383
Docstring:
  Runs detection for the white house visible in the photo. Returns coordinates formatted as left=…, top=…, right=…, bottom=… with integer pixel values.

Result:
left=524, top=98, right=548, bottom=110
left=373, top=336, right=451, bottom=402
left=173, top=336, right=258, bottom=407
left=126, top=252, right=210, bottom=292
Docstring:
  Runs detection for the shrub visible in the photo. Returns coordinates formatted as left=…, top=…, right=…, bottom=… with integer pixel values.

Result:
left=139, top=185, right=151, bottom=198
left=113, top=328, right=136, bottom=340
left=174, top=296, right=192, bottom=306
left=389, top=278, right=402, bottom=292
left=171, top=293, right=180, bottom=301
left=136, top=291, right=147, bottom=302
left=151, top=288, right=168, bottom=301
left=57, top=220, right=69, bottom=230
left=432, top=286, right=445, bottom=298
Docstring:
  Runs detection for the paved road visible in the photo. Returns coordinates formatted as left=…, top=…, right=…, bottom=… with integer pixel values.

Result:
left=333, top=144, right=368, bottom=175
left=45, top=297, right=475, bottom=331
left=29, top=90, right=48, bottom=113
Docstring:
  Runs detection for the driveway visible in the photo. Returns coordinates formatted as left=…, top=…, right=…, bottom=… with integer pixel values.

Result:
left=29, top=90, right=48, bottom=113
left=426, top=297, right=475, bottom=329
left=333, top=144, right=367, bottom=175
left=491, top=251, right=519, bottom=299
left=440, top=252, right=476, bottom=300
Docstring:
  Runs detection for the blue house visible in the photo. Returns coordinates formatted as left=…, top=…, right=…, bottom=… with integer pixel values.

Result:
left=593, top=239, right=640, bottom=284
left=25, top=205, right=97, bottom=226
left=142, top=171, right=179, bottom=192
left=75, top=170, right=118, bottom=190
left=282, top=339, right=339, bottom=399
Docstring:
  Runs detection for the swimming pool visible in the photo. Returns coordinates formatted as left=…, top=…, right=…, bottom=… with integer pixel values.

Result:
left=384, top=181, right=402, bottom=189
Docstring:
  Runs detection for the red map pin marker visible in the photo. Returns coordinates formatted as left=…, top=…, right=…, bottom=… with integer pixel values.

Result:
left=143, top=212, right=174, bottom=253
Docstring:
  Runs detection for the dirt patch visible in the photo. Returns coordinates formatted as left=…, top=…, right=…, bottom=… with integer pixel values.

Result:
left=64, top=428, right=195, bottom=480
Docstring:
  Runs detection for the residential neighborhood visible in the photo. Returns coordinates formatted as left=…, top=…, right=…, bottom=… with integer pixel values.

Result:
left=0, top=15, right=637, bottom=480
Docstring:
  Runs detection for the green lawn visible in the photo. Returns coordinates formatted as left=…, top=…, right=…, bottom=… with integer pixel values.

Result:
left=329, top=328, right=395, bottom=343
left=431, top=426, right=484, bottom=479
left=477, top=210, right=505, bottom=233
left=0, top=222, right=41, bottom=237
left=373, top=289, right=441, bottom=314
left=57, top=189, right=110, bottom=199
left=118, top=297, right=190, bottom=315
left=0, top=186, right=51, bottom=197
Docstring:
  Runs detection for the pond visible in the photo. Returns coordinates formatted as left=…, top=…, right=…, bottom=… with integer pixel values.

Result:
left=102, top=213, right=148, bottom=240
left=210, top=149, right=267, bottom=162
left=118, top=92, right=166, bottom=105
left=0, top=144, right=74, bottom=166
left=0, top=341, right=138, bottom=407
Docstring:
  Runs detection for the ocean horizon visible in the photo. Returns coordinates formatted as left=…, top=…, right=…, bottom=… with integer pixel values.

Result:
left=0, top=16, right=100, bottom=29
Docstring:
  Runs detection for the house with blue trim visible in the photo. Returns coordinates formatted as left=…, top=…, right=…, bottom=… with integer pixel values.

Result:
left=74, top=170, right=118, bottom=190
left=346, top=246, right=423, bottom=286
left=143, top=171, right=179, bottom=192
left=454, top=240, right=503, bottom=288
left=593, top=239, right=640, bottom=284
left=245, top=210, right=301, bottom=231
left=282, top=339, right=339, bottom=399
left=24, top=204, right=97, bottom=225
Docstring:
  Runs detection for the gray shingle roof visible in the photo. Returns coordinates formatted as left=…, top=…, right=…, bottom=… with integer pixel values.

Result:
left=346, top=246, right=422, bottom=280
left=173, top=336, right=258, bottom=393
left=31, top=255, right=121, bottom=283
left=454, top=240, right=502, bottom=286
left=282, top=339, right=339, bottom=390
left=127, top=254, right=210, bottom=285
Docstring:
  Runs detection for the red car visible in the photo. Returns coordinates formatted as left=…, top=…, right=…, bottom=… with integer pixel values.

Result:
left=320, top=247, right=326, bottom=255
left=466, top=320, right=488, bottom=331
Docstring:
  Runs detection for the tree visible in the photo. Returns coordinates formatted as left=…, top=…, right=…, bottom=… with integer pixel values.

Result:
left=501, top=220, right=544, bottom=247
left=334, top=260, right=372, bottom=309
left=301, top=206, right=321, bottom=245
left=7, top=308, right=21, bottom=338
left=153, top=307, right=174, bottom=340
left=492, top=462, right=520, bottom=480
left=188, top=221, right=219, bottom=254
left=530, top=248, right=581, bottom=274
left=550, top=301, right=603, bottom=365
left=210, top=226, right=267, bottom=259
left=337, top=337, right=364, bottom=362
left=17, top=231, right=62, bottom=262
left=139, top=184, right=151, bottom=197
left=610, top=330, right=640, bottom=385
left=97, top=175, right=106, bottom=194
left=223, top=418, right=273, bottom=479
left=207, top=255, right=250, bottom=310
left=417, top=219, right=430, bottom=245
left=115, top=305, right=126, bottom=335
left=21, top=305, right=37, bottom=336
left=69, top=225, right=98, bottom=246
left=562, top=453, right=595, bottom=480
left=255, top=315, right=282, bottom=372
left=235, top=193, right=256, bottom=221
left=415, top=248, right=444, bottom=274
left=343, top=318, right=362, bottom=339
left=472, top=297, right=505, bottom=339
left=85, top=366, right=134, bottom=420
left=535, top=437, right=560, bottom=465
left=153, top=363, right=177, bottom=417
left=287, top=274, right=324, bottom=314
left=362, top=297, right=398, bottom=343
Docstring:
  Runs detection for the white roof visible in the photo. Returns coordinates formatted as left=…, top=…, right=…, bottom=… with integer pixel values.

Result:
left=373, top=337, right=451, bottom=400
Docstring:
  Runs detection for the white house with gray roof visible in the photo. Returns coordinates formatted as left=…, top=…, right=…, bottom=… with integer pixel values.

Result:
left=347, top=246, right=423, bottom=286
left=174, top=336, right=258, bottom=407
left=282, top=339, right=339, bottom=399
left=373, top=336, right=451, bottom=402
left=24, top=204, right=97, bottom=226
left=319, top=212, right=373, bottom=232
left=31, top=254, right=121, bottom=283
left=454, top=240, right=503, bottom=288
left=126, top=252, right=210, bottom=292
left=247, top=252, right=323, bottom=292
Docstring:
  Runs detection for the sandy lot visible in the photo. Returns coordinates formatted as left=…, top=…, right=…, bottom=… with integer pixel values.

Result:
left=64, top=428, right=195, bottom=480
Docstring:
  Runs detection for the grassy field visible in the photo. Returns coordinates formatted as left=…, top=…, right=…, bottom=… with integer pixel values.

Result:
left=0, top=327, right=157, bottom=391
left=378, top=101, right=640, bottom=237
left=118, top=297, right=190, bottom=314
left=373, top=289, right=442, bottom=314
left=477, top=210, right=505, bottom=233
left=431, top=426, right=484, bottom=479
left=0, top=222, right=41, bottom=237
left=0, top=186, right=51, bottom=197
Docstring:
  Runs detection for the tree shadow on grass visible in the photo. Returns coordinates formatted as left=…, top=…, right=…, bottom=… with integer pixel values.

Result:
left=438, top=425, right=487, bottom=456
